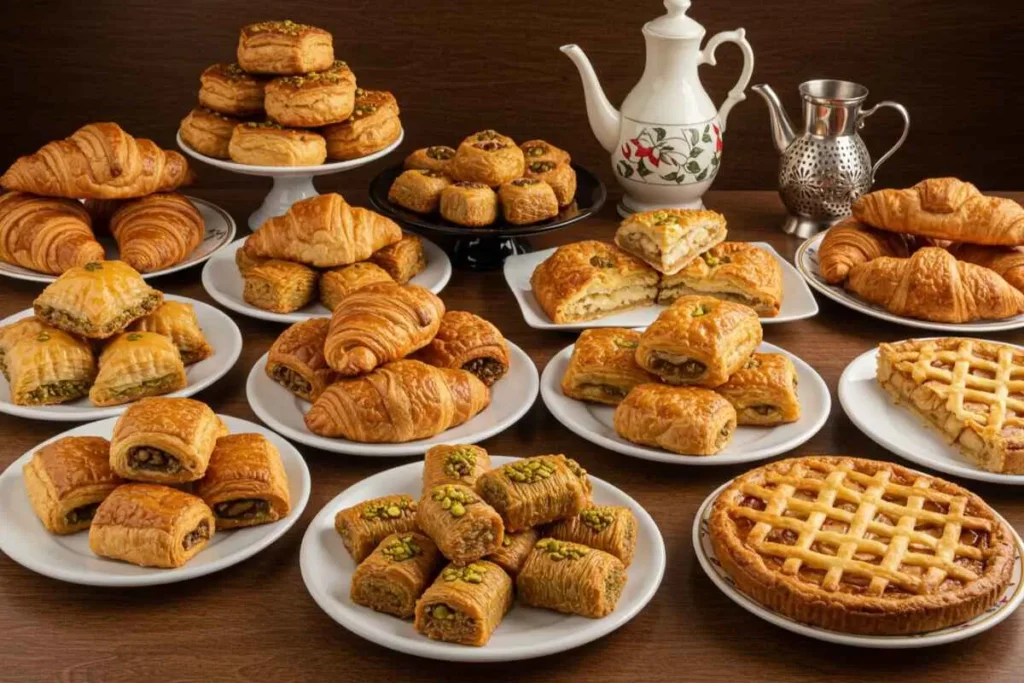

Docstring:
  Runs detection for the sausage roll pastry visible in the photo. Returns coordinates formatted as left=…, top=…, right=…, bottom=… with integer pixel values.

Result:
left=319, top=262, right=394, bottom=312
left=33, top=260, right=163, bottom=339
left=7, top=328, right=96, bottom=406
left=520, top=139, right=571, bottom=166
left=657, top=242, right=784, bottom=317
left=418, top=484, right=505, bottom=564
left=560, top=328, right=656, bottom=405
left=198, top=63, right=267, bottom=116
left=323, top=282, right=444, bottom=375
left=265, top=318, right=338, bottom=402
left=411, top=310, right=509, bottom=386
left=636, top=295, right=762, bottom=387
left=194, top=433, right=291, bottom=530
left=109, top=193, right=205, bottom=274
left=0, top=316, right=50, bottom=380
left=127, top=301, right=212, bottom=366
left=23, top=436, right=121, bottom=534
left=89, top=484, right=215, bottom=568
left=615, top=208, right=728, bottom=275
left=89, top=332, right=187, bottom=407
left=178, top=107, right=242, bottom=160
left=439, top=182, right=499, bottom=227
left=476, top=455, right=592, bottom=532
left=242, top=259, right=318, bottom=313
left=351, top=532, right=443, bottom=618
left=613, top=384, right=737, bottom=455
left=517, top=539, right=627, bottom=618
left=236, top=20, right=334, bottom=75
left=530, top=241, right=659, bottom=324
left=715, top=352, right=801, bottom=426
left=323, top=89, right=402, bottom=160
left=422, top=444, right=492, bottom=494
left=524, top=160, right=577, bottom=206
left=0, top=191, right=103, bottom=275
left=499, top=178, right=559, bottom=225
left=451, top=130, right=525, bottom=187
left=387, top=169, right=451, bottom=215
left=546, top=505, right=638, bottom=567
left=404, top=146, right=456, bottom=174
left=369, top=234, right=427, bottom=284
left=305, top=360, right=490, bottom=442
left=110, top=397, right=228, bottom=483
left=228, top=121, right=327, bottom=167
left=414, top=561, right=514, bottom=647
left=334, top=494, right=419, bottom=563
left=486, top=528, right=539, bottom=578
left=264, top=61, right=357, bottom=127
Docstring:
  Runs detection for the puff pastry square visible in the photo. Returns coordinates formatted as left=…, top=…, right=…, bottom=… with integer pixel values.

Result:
left=615, top=209, right=727, bottom=275
left=23, top=436, right=121, bottom=534
left=716, top=353, right=801, bottom=426
left=266, top=318, right=338, bottom=402
left=319, top=262, right=394, bottom=312
left=658, top=242, right=783, bottom=316
left=560, top=328, right=656, bottom=405
left=194, top=433, right=291, bottom=529
left=411, top=310, right=509, bottom=386
left=6, top=327, right=96, bottom=406
left=89, top=332, right=187, bottom=407
left=369, top=234, right=426, bottom=284
left=242, top=259, right=318, bottom=313
left=613, top=384, right=737, bottom=455
left=236, top=20, right=334, bottom=75
left=128, top=300, right=213, bottom=365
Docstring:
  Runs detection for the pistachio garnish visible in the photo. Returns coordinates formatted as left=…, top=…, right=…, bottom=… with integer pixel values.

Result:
left=511, top=178, right=538, bottom=187
left=426, top=146, right=455, bottom=160
left=692, top=303, right=709, bottom=317
left=613, top=338, right=638, bottom=349
left=360, top=497, right=413, bottom=520
left=380, top=534, right=421, bottom=561
left=503, top=457, right=557, bottom=484
left=35, top=332, right=51, bottom=342
left=474, top=140, right=505, bottom=152
left=441, top=447, right=478, bottom=478
left=84, top=262, right=103, bottom=272
left=501, top=535, right=513, bottom=547
left=564, top=458, right=587, bottom=480
left=352, top=103, right=378, bottom=118
left=355, top=87, right=367, bottom=98
left=431, top=604, right=456, bottom=619
left=589, top=255, right=615, bottom=268
left=417, top=169, right=445, bottom=178
left=529, top=161, right=555, bottom=173
left=580, top=507, right=615, bottom=533
left=525, top=144, right=548, bottom=157
left=475, top=130, right=501, bottom=141
left=744, top=356, right=761, bottom=370
left=126, top=333, right=144, bottom=342
left=702, top=253, right=720, bottom=267
left=244, top=120, right=284, bottom=129
left=535, top=538, right=589, bottom=561
left=246, top=19, right=311, bottom=36
left=442, top=563, right=488, bottom=583
left=431, top=484, right=475, bottom=517
left=454, top=181, right=487, bottom=189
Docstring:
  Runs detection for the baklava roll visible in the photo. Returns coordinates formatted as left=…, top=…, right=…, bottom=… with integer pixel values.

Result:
left=498, top=178, right=559, bottom=225
left=546, top=505, right=638, bottom=567
left=414, top=561, right=514, bottom=647
left=265, top=318, right=338, bottom=402
left=368, top=233, right=427, bottom=284
left=404, top=146, right=456, bottom=174
left=334, top=494, right=419, bottom=563
left=439, top=182, right=498, bottom=227
left=387, top=169, right=451, bottom=214
left=476, top=455, right=592, bottom=531
left=716, top=352, right=801, bottom=426
left=242, top=259, right=318, bottom=313
left=418, top=484, right=504, bottom=564
left=194, top=433, right=291, bottom=530
left=411, top=310, right=510, bottom=386
left=422, top=443, right=491, bottom=495
left=517, top=538, right=627, bottom=618
left=451, top=130, right=524, bottom=187
left=524, top=160, right=577, bottom=206
left=613, top=384, right=736, bottom=456
left=486, top=528, right=539, bottom=578
left=350, top=532, right=443, bottom=619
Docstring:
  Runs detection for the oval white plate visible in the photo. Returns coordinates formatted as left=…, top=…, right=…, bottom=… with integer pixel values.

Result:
left=300, top=455, right=666, bottom=662
left=503, top=241, right=819, bottom=330
left=0, top=196, right=236, bottom=283
left=0, top=294, right=242, bottom=422
left=247, top=341, right=538, bottom=456
left=693, top=479, right=1024, bottom=648
left=541, top=341, right=830, bottom=465
left=796, top=231, right=1024, bottom=332
left=0, top=414, right=311, bottom=587
left=202, top=235, right=452, bottom=324
left=839, top=344, right=1024, bottom=485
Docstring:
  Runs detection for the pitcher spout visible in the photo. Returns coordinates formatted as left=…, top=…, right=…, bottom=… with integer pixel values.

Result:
left=751, top=84, right=796, bottom=154
left=560, top=44, right=621, bottom=153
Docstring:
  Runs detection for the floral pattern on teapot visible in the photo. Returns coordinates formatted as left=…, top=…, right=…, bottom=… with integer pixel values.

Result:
left=615, top=120, right=722, bottom=186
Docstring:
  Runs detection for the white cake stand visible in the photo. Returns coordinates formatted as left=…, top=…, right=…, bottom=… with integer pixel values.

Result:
left=176, top=129, right=404, bottom=230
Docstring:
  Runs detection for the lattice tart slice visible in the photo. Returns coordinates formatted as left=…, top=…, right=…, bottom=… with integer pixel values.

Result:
left=709, top=456, right=1015, bottom=635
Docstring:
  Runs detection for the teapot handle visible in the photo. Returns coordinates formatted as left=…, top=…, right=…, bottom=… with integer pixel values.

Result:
left=858, top=101, right=911, bottom=181
left=698, top=28, right=755, bottom=133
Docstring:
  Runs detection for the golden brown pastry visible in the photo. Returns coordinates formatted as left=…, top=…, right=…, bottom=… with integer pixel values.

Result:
left=387, top=169, right=451, bottom=214
left=127, top=301, right=213, bottom=365
left=194, top=433, right=291, bottom=530
left=1, top=122, right=195, bottom=199
left=716, top=352, right=801, bottom=426
left=560, top=328, right=656, bottom=405
left=0, top=192, right=103, bottom=275
left=242, top=259, right=318, bottom=313
left=846, top=247, right=1024, bottom=323
left=109, top=193, right=204, bottom=273
left=89, top=332, right=187, bottom=407
left=817, top=217, right=912, bottom=284
left=264, top=61, right=357, bottom=127
left=350, top=532, right=443, bottom=618
left=485, top=528, right=539, bottom=578
left=615, top=209, right=727, bottom=275
left=236, top=20, right=334, bottom=75
left=524, top=159, right=577, bottom=206
left=657, top=242, right=783, bottom=316
left=178, top=107, right=242, bottom=160
left=451, top=130, right=525, bottom=186
left=323, top=89, right=402, bottom=160
left=418, top=483, right=505, bottom=564
left=547, top=505, right=638, bottom=567
left=82, top=198, right=125, bottom=235
left=197, top=63, right=267, bottom=116
left=404, top=146, right=456, bottom=174
left=411, top=310, right=509, bottom=386
left=439, top=182, right=499, bottom=227
left=476, top=455, right=592, bottom=531
left=369, top=234, right=427, bottom=284
left=0, top=317, right=50, bottom=380
left=6, top=328, right=96, bottom=406
left=23, top=436, right=121, bottom=534
left=498, top=178, right=559, bottom=225
left=319, top=262, right=394, bottom=311
left=234, top=242, right=269, bottom=274
left=228, top=121, right=327, bottom=166
left=517, top=539, right=627, bottom=618
left=613, top=384, right=737, bottom=455
left=422, top=443, right=492, bottom=494
left=520, top=139, right=571, bottom=166
left=414, top=561, right=513, bottom=646
left=265, top=318, right=338, bottom=402
left=334, top=494, right=419, bottom=563
left=947, top=243, right=1024, bottom=293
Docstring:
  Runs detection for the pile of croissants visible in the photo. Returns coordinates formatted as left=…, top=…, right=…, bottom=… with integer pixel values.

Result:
left=818, top=177, right=1024, bottom=323
left=0, top=122, right=203, bottom=275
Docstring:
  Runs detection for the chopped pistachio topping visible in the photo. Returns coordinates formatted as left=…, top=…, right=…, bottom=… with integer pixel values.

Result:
left=35, top=332, right=51, bottom=342
left=441, top=447, right=478, bottom=478
left=360, top=497, right=413, bottom=520
left=589, top=255, right=615, bottom=268
left=426, top=146, right=455, bottom=160
left=417, top=169, right=445, bottom=178
left=510, top=178, right=539, bottom=187
left=474, top=130, right=502, bottom=141
left=380, top=534, right=421, bottom=561
left=84, top=262, right=103, bottom=272
left=535, top=538, right=589, bottom=561
left=355, top=87, right=367, bottom=98
left=431, top=604, right=456, bottom=619
left=219, top=63, right=257, bottom=81
left=126, top=332, right=144, bottom=342
left=702, top=253, right=720, bottom=267
left=613, top=338, right=638, bottom=349
left=525, top=144, right=548, bottom=157
left=580, top=508, right=615, bottom=533
left=352, top=103, right=378, bottom=118
left=692, top=303, right=709, bottom=317
left=246, top=19, right=312, bottom=35
left=744, top=356, right=761, bottom=369
left=244, top=120, right=284, bottom=129
left=442, top=563, right=488, bottom=583
left=503, top=457, right=556, bottom=484
left=501, top=535, right=513, bottom=547
left=277, top=62, right=350, bottom=87
left=564, top=457, right=587, bottom=479
left=529, top=160, right=556, bottom=173
left=431, top=484, right=475, bottom=517
left=453, top=181, right=487, bottom=189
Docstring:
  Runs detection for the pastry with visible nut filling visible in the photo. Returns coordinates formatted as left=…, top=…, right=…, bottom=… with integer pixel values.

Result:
left=520, top=139, right=571, bottom=166
left=236, top=20, right=334, bottom=75
left=265, top=318, right=338, bottom=402
left=411, top=310, right=509, bottom=386
left=264, top=60, right=357, bottom=127
left=524, top=159, right=577, bottom=206
left=414, top=560, right=514, bottom=646
left=560, top=328, right=656, bottom=405
left=657, top=241, right=783, bottom=316
left=198, top=63, right=267, bottom=116
left=615, top=208, right=727, bottom=275
left=404, top=146, right=456, bottom=174
left=418, top=483, right=504, bottom=564
left=334, top=494, right=419, bottom=563
left=6, top=328, right=96, bottom=406
left=498, top=177, right=559, bottom=225
left=351, top=532, right=443, bottom=618
left=127, top=301, right=213, bottom=366
left=387, top=169, right=451, bottom=214
left=194, top=433, right=291, bottom=530
left=421, top=444, right=492, bottom=495
left=476, top=455, right=592, bottom=532
left=546, top=505, right=638, bottom=567
left=439, top=182, right=498, bottom=227
left=451, top=130, right=525, bottom=187
left=89, top=332, right=187, bottom=407
left=517, top=538, right=627, bottom=618
left=323, top=89, right=402, bottom=160
left=716, top=352, right=801, bottom=426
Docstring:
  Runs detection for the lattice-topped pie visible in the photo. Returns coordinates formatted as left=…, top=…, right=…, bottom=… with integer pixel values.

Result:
left=710, top=456, right=1015, bottom=635
left=877, top=338, right=1024, bottom=474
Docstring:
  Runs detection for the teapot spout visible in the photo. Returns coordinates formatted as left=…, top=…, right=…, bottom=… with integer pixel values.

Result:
left=560, top=44, right=621, bottom=153
left=751, top=84, right=796, bottom=154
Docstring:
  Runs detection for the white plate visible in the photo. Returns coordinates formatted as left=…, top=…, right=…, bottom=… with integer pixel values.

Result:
left=693, top=479, right=1024, bottom=648
left=202, top=236, right=453, bottom=324
left=541, top=340, right=830, bottom=465
left=0, top=294, right=242, bottom=422
left=839, top=344, right=1024, bottom=485
left=504, top=241, right=819, bottom=330
left=247, top=341, right=538, bottom=456
left=300, top=455, right=665, bottom=662
left=796, top=231, right=1024, bottom=332
left=0, top=414, right=311, bottom=587
left=0, top=196, right=236, bottom=283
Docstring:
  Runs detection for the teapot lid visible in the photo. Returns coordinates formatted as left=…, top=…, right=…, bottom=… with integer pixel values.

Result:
left=644, top=0, right=705, bottom=40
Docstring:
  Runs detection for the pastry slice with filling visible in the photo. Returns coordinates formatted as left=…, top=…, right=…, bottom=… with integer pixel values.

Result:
left=195, top=433, right=291, bottom=529
left=716, top=352, right=801, bottom=426
left=560, top=328, right=656, bottom=405
left=614, top=209, right=727, bottom=275
left=658, top=242, right=783, bottom=316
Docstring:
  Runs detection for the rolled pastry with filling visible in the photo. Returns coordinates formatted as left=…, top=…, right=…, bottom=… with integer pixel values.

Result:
left=613, top=384, right=736, bottom=456
left=414, top=560, right=514, bottom=647
left=265, top=318, right=338, bottom=402
left=476, top=455, right=592, bottom=531
left=546, top=505, right=638, bottom=567
left=350, top=532, right=443, bottom=618
left=194, top=433, right=291, bottom=530
left=421, top=443, right=491, bottom=495
left=715, top=352, right=801, bottom=426
left=411, top=310, right=509, bottom=386
left=485, top=528, right=540, bottom=578
left=418, top=483, right=504, bottom=564
left=517, top=538, right=627, bottom=618
left=334, top=494, right=419, bottom=563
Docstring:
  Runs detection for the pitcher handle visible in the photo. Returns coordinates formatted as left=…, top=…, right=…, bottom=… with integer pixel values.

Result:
left=859, top=101, right=911, bottom=181
left=698, top=28, right=755, bottom=133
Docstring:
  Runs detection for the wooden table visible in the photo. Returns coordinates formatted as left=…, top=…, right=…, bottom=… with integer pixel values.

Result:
left=2, top=189, right=1021, bottom=682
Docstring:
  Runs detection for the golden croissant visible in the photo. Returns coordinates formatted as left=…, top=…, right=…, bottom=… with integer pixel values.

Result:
left=947, top=243, right=1024, bottom=293
left=109, top=193, right=205, bottom=272
left=817, top=217, right=910, bottom=284
left=0, top=192, right=104, bottom=274
left=0, top=123, right=195, bottom=199
left=846, top=247, right=1024, bottom=323
left=853, top=177, right=1024, bottom=246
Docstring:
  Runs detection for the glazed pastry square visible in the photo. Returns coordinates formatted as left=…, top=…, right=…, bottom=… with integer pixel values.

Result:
left=411, top=310, right=509, bottom=386
left=517, top=538, right=627, bottom=618
left=89, top=332, right=187, bottom=407
left=264, top=61, right=356, bottom=128
left=614, top=209, right=727, bottom=275
left=198, top=63, right=266, bottom=116
left=128, top=300, right=213, bottom=365
left=414, top=561, right=514, bottom=647
left=323, top=89, right=402, bottom=161
left=265, top=318, right=338, bottom=402
left=6, top=326, right=95, bottom=406
left=369, top=233, right=427, bottom=284
left=716, top=352, right=801, bottom=426
left=242, top=259, right=318, bottom=314
left=613, top=384, right=737, bottom=455
left=418, top=483, right=505, bottom=564
left=334, top=494, right=418, bottom=563
left=560, top=328, right=656, bottom=405
left=657, top=242, right=783, bottom=316
left=350, top=532, right=443, bottom=618
left=228, top=122, right=327, bottom=167
left=195, top=433, right=291, bottom=530
left=476, top=455, right=591, bottom=531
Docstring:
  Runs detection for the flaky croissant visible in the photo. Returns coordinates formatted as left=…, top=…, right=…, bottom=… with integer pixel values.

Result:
left=0, top=192, right=104, bottom=274
left=109, top=193, right=205, bottom=273
left=946, top=243, right=1024, bottom=293
left=817, top=217, right=911, bottom=284
left=1, top=123, right=195, bottom=199
left=846, top=247, right=1024, bottom=323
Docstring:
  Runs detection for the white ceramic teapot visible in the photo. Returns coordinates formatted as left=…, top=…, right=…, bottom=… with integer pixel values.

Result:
left=562, top=0, right=754, bottom=216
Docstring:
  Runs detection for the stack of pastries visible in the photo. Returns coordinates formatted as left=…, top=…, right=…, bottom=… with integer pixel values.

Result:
left=388, top=131, right=577, bottom=226
left=337, top=446, right=636, bottom=646
left=22, top=397, right=291, bottom=568
left=0, top=260, right=214, bottom=407
left=818, top=177, right=1024, bottom=323
left=0, top=123, right=203, bottom=275
left=178, top=20, right=401, bottom=166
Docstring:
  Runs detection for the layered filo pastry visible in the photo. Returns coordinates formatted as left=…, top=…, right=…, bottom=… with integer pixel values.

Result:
left=323, top=89, right=402, bottom=160
left=228, top=121, right=327, bottom=167
left=520, top=139, right=571, bottom=166
left=414, top=561, right=514, bottom=647
left=524, top=159, right=576, bottom=207
left=319, top=262, right=394, bottom=312
left=350, top=532, right=443, bottom=618
left=265, top=318, right=338, bottom=402
left=421, top=443, right=491, bottom=494
left=387, top=169, right=451, bottom=214
left=404, top=145, right=456, bottom=174
left=529, top=241, right=658, bottom=324
left=613, top=384, right=737, bottom=456
left=23, top=436, right=122, bottom=534
left=7, top=327, right=96, bottom=406
left=242, top=259, right=318, bottom=313
left=418, top=483, right=505, bottom=564
left=517, top=538, right=627, bottom=618
left=716, top=352, right=801, bottom=426
left=560, top=328, right=656, bottom=405
left=127, top=300, right=213, bottom=365
left=614, top=209, right=727, bottom=275
left=198, top=62, right=267, bottom=116
left=195, top=433, right=291, bottom=529
left=264, top=60, right=357, bottom=128
left=498, top=178, right=559, bottom=225
left=178, top=107, right=243, bottom=160
left=411, top=310, right=509, bottom=386
left=89, top=332, right=187, bottom=407
left=485, top=528, right=539, bottom=578
left=546, top=505, right=638, bottom=567
left=451, top=129, right=525, bottom=187
left=334, top=494, right=419, bottom=563
left=369, top=233, right=427, bottom=284
left=476, top=455, right=591, bottom=531
left=236, top=20, right=334, bottom=75
left=0, top=316, right=50, bottom=380
left=439, top=182, right=498, bottom=227
left=657, top=242, right=783, bottom=316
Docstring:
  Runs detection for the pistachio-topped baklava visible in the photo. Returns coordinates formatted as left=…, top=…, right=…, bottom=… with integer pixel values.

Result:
left=476, top=455, right=592, bottom=531
left=414, top=560, right=514, bottom=647
left=351, top=532, right=443, bottom=618
left=517, top=538, right=627, bottom=618
left=418, top=484, right=504, bottom=565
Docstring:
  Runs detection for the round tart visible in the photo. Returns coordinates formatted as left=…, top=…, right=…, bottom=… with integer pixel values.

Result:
left=264, top=61, right=357, bottom=128
left=404, top=145, right=456, bottom=174
left=388, top=169, right=451, bottom=214
left=322, top=89, right=402, bottom=161
left=227, top=121, right=326, bottom=167
left=198, top=63, right=267, bottom=117
left=452, top=130, right=525, bottom=187
left=524, top=160, right=577, bottom=206
left=179, top=107, right=242, bottom=160
left=236, top=20, right=334, bottom=75
left=498, top=177, right=558, bottom=225
left=520, top=139, right=571, bottom=166
left=439, top=182, right=498, bottom=227
left=709, top=456, right=1016, bottom=635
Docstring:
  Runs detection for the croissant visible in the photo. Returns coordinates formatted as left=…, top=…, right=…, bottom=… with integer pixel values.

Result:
left=817, top=217, right=911, bottom=284
left=0, top=192, right=104, bottom=274
left=846, top=247, right=1024, bottom=323
left=853, top=177, right=1024, bottom=246
left=109, top=193, right=205, bottom=273
left=243, top=193, right=402, bottom=268
left=946, top=243, right=1024, bottom=293
left=304, top=359, right=491, bottom=442
left=1, top=123, right=195, bottom=199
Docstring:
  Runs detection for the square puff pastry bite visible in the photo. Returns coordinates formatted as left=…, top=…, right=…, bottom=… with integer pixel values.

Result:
left=658, top=242, right=783, bottom=317
left=613, top=384, right=737, bottom=455
left=323, top=89, right=402, bottom=161
left=23, top=436, right=122, bottom=534
left=716, top=352, right=801, bottom=426
left=242, top=259, right=318, bottom=313
left=198, top=63, right=266, bottom=117
left=530, top=241, right=658, bottom=324
left=636, top=295, right=762, bottom=388
left=7, top=327, right=96, bottom=406
left=236, top=20, right=334, bottom=75
left=615, top=209, right=727, bottom=275
left=89, top=331, right=187, bottom=407
left=320, top=262, right=394, bottom=312
left=561, top=328, right=657, bottom=405
left=128, top=300, right=213, bottom=366
left=195, top=433, right=291, bottom=530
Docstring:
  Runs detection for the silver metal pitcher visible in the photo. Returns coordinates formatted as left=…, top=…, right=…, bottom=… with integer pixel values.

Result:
left=752, top=79, right=910, bottom=238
